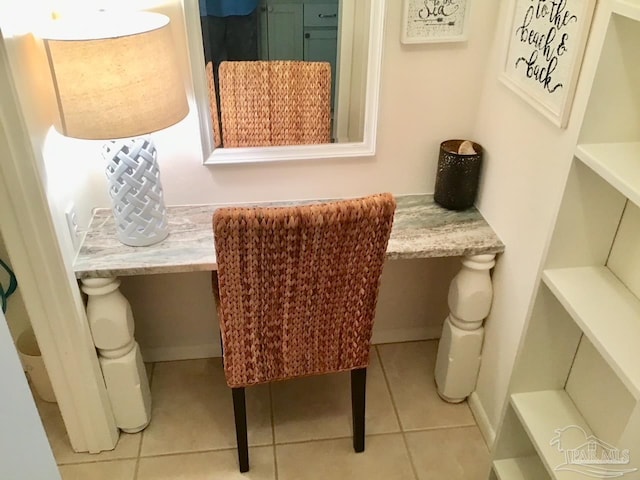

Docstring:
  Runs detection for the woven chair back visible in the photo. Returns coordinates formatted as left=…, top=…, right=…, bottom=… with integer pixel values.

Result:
left=205, top=62, right=222, bottom=148
left=218, top=60, right=332, bottom=148
left=213, top=194, right=396, bottom=388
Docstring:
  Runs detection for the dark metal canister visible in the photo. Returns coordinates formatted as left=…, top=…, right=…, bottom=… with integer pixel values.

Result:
left=434, top=140, right=483, bottom=211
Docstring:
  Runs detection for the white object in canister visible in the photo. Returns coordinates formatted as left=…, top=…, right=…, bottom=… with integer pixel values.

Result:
left=17, top=327, right=56, bottom=403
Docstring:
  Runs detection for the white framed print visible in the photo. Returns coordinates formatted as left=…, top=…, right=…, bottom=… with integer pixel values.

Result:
left=500, top=0, right=596, bottom=128
left=401, top=0, right=471, bottom=44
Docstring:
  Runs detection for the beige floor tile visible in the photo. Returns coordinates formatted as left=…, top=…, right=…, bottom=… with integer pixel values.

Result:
left=405, top=426, right=490, bottom=480
left=137, top=447, right=275, bottom=479
left=366, top=350, right=402, bottom=434
left=140, top=358, right=272, bottom=456
left=58, top=459, right=136, bottom=480
left=377, top=341, right=475, bottom=430
left=277, top=434, right=416, bottom=480
left=272, top=349, right=399, bottom=443
left=36, top=399, right=141, bottom=465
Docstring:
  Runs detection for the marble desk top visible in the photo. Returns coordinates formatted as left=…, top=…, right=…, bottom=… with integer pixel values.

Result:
left=74, top=194, right=505, bottom=279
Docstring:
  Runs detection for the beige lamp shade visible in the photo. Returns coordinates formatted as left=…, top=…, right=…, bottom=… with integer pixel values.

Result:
left=43, top=12, right=189, bottom=139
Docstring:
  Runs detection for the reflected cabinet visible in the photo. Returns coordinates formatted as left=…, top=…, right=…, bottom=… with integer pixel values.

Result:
left=258, top=0, right=338, bottom=103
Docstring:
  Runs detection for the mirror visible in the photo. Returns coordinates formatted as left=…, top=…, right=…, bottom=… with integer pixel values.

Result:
left=184, top=0, right=386, bottom=164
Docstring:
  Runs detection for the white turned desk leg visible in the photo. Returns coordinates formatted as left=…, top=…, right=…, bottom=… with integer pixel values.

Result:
left=81, top=278, right=151, bottom=433
left=435, top=254, right=496, bottom=403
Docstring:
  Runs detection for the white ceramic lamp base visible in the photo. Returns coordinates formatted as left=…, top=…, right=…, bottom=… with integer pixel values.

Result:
left=103, top=137, right=169, bottom=247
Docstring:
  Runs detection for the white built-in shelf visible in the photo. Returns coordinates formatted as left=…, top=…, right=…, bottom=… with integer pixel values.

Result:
left=575, top=143, right=640, bottom=208
left=543, top=266, right=640, bottom=398
left=612, top=0, right=640, bottom=21
left=493, top=456, right=550, bottom=480
left=511, top=390, right=592, bottom=480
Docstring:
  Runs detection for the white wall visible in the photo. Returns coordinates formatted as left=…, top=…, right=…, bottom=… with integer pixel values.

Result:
left=3, top=1, right=482, bottom=205
left=470, top=1, right=606, bottom=441
left=163, top=1, right=499, bottom=205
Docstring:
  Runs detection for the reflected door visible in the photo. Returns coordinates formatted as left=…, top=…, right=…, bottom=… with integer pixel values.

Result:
left=264, top=4, right=303, bottom=60
left=304, top=29, right=337, bottom=105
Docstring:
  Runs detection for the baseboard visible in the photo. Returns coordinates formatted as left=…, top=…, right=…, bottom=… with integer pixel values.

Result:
left=468, top=391, right=496, bottom=449
left=140, top=344, right=221, bottom=363
left=371, top=326, right=441, bottom=345
left=141, top=326, right=442, bottom=363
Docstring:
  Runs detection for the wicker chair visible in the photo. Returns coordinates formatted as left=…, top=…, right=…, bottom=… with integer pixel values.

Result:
left=218, top=60, right=332, bottom=147
left=212, top=194, right=396, bottom=472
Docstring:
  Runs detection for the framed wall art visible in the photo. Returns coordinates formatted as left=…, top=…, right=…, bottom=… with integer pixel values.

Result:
left=401, top=0, right=471, bottom=44
left=500, top=0, right=596, bottom=128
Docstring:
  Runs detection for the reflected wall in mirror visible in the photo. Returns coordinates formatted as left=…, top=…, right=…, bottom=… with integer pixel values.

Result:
left=185, top=0, right=386, bottom=164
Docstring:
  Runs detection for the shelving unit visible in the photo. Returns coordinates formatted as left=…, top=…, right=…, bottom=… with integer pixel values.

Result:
left=491, top=1, right=640, bottom=478
left=511, top=391, right=592, bottom=480
left=575, top=143, right=640, bottom=207
left=543, top=267, right=640, bottom=397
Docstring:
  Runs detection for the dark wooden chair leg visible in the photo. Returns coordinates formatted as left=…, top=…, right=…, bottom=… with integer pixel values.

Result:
left=219, top=332, right=224, bottom=368
left=232, top=387, right=249, bottom=472
left=351, top=367, right=367, bottom=453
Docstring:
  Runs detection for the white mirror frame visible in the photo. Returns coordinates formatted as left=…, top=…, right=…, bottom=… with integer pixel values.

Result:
left=184, top=0, right=387, bottom=165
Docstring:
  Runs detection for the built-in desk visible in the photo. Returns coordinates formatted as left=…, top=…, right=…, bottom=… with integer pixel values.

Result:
left=73, top=194, right=504, bottom=433
left=75, top=194, right=504, bottom=278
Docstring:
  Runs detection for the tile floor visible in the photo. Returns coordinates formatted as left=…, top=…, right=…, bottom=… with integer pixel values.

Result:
left=37, top=340, right=490, bottom=480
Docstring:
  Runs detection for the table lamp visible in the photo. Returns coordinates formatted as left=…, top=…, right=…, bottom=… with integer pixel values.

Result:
left=42, top=11, right=189, bottom=246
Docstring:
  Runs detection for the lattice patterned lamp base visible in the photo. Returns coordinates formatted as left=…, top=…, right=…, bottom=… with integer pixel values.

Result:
left=103, top=137, right=169, bottom=247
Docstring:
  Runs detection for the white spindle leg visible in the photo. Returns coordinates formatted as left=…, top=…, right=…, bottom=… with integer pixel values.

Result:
left=435, top=254, right=496, bottom=403
left=81, top=277, right=151, bottom=433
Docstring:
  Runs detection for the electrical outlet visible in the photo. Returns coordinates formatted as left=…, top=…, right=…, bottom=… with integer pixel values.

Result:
left=65, top=204, right=81, bottom=250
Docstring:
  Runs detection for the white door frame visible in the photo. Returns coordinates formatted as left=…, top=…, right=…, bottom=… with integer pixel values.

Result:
left=0, top=32, right=118, bottom=453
